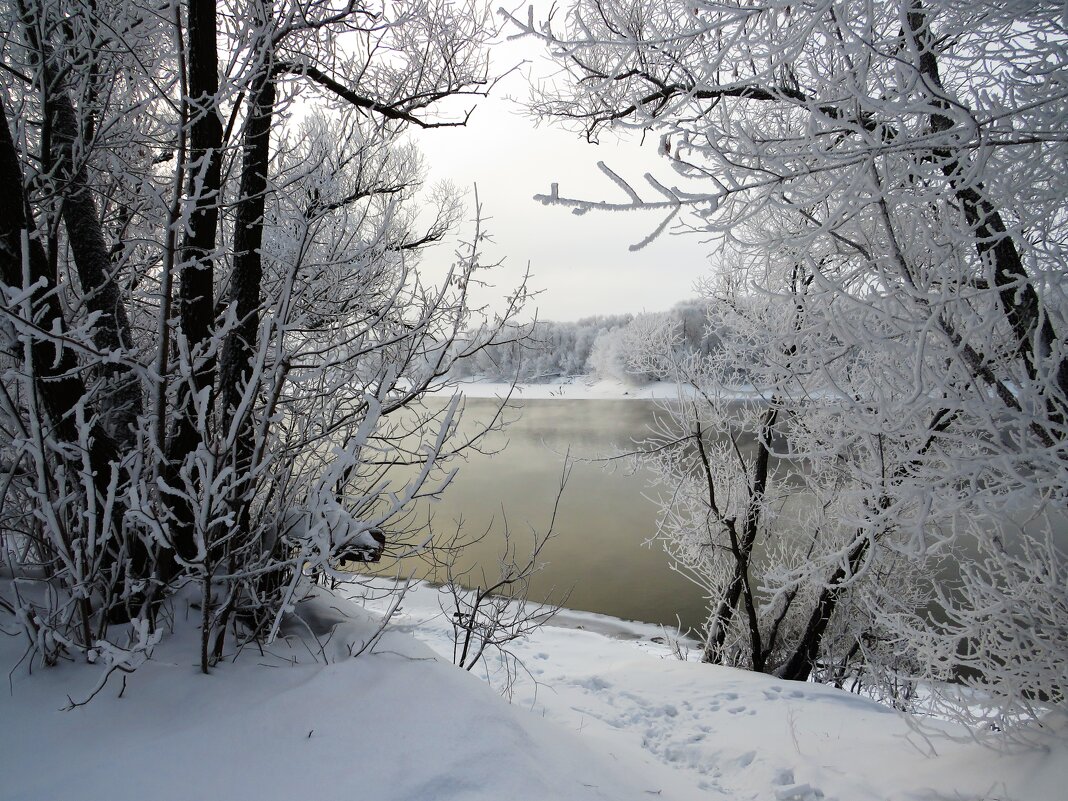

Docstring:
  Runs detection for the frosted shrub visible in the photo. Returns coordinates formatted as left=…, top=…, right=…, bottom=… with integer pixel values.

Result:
left=0, top=0, right=527, bottom=675
left=515, top=0, right=1068, bottom=737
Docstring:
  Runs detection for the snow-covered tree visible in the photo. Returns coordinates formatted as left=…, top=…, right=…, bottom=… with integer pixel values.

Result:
left=0, top=0, right=527, bottom=674
left=516, top=0, right=1068, bottom=735
left=448, top=305, right=714, bottom=383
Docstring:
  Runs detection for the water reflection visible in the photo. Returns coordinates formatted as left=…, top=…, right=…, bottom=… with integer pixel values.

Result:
left=374, top=398, right=711, bottom=631
left=364, top=396, right=1067, bottom=636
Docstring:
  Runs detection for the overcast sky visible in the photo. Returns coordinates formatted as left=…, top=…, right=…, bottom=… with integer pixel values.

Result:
left=408, top=11, right=714, bottom=323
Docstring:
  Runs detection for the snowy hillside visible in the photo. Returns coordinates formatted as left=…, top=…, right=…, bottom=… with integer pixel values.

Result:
left=3, top=583, right=1063, bottom=801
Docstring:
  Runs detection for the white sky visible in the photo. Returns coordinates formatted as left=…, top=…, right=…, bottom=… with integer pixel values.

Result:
left=408, top=10, right=714, bottom=322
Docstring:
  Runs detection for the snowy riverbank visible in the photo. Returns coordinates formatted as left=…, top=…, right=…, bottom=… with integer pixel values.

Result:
left=437, top=376, right=847, bottom=405
left=431, top=375, right=751, bottom=401
left=441, top=375, right=686, bottom=400
left=356, top=579, right=1066, bottom=801
left=3, top=580, right=1063, bottom=801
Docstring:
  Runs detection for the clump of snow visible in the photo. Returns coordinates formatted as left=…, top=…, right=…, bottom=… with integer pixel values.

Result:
left=2, top=579, right=1064, bottom=801
left=274, top=501, right=385, bottom=563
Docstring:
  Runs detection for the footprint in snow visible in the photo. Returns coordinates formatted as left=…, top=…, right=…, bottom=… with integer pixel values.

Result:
left=727, top=705, right=756, bottom=716
left=772, top=768, right=795, bottom=786
left=573, top=676, right=612, bottom=691
left=775, top=784, right=825, bottom=801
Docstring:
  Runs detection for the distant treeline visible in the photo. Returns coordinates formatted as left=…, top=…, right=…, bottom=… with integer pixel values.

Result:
left=451, top=299, right=719, bottom=384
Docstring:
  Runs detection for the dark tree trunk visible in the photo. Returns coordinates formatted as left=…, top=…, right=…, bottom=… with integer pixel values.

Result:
left=219, top=28, right=275, bottom=541
left=48, top=89, right=143, bottom=447
left=165, top=0, right=224, bottom=566
left=15, top=0, right=142, bottom=447
left=0, top=97, right=124, bottom=628
left=210, top=13, right=276, bottom=661
left=777, top=536, right=869, bottom=682
left=775, top=408, right=958, bottom=682
left=702, top=405, right=778, bottom=668
left=0, top=100, right=103, bottom=455
left=906, top=6, right=1067, bottom=422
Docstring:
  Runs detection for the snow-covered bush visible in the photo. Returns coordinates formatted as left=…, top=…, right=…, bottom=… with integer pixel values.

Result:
left=0, top=0, right=526, bottom=673
left=519, top=0, right=1068, bottom=736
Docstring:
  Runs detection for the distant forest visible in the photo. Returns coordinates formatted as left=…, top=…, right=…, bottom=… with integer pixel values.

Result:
left=450, top=299, right=719, bottom=384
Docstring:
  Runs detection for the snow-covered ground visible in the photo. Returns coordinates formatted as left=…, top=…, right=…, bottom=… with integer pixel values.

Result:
left=3, top=579, right=1063, bottom=801
left=357, top=580, right=1066, bottom=801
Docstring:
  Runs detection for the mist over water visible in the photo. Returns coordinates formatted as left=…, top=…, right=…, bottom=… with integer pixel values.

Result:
left=375, top=398, right=711, bottom=632
left=366, top=397, right=1068, bottom=637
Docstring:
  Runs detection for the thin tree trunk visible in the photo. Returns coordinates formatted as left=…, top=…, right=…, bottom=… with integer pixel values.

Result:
left=906, top=5, right=1067, bottom=421
left=776, top=409, right=957, bottom=682
left=15, top=0, right=147, bottom=449
left=776, top=535, right=869, bottom=682
left=702, top=405, right=777, bottom=667
left=212, top=7, right=276, bottom=658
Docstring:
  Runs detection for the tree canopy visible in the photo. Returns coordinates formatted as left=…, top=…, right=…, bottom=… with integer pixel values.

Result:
left=517, top=0, right=1068, bottom=735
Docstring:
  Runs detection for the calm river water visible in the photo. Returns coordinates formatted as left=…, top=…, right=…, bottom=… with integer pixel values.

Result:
left=382, top=398, right=710, bottom=631
left=368, top=396, right=1066, bottom=635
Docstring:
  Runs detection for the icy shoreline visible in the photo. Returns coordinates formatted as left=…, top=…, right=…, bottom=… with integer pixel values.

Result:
left=436, top=375, right=719, bottom=400
left=434, top=375, right=680, bottom=400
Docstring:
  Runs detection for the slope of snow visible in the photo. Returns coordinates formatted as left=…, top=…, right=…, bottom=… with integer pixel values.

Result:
left=0, top=588, right=678, bottom=801
left=356, top=579, right=1068, bottom=801
left=2, top=580, right=1064, bottom=801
